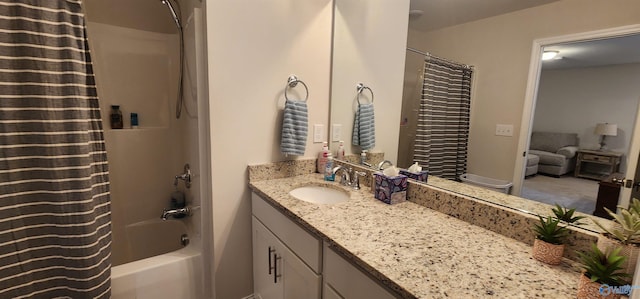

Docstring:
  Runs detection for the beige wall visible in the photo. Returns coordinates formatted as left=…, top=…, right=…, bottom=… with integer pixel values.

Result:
left=84, top=0, right=177, bottom=34
left=206, top=1, right=333, bottom=297
left=408, top=0, right=640, bottom=181
left=534, top=63, right=640, bottom=171
left=330, top=0, right=410, bottom=164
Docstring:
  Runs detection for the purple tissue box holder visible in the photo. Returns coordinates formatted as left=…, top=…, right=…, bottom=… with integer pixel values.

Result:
left=399, top=169, right=428, bottom=183
left=374, top=173, right=407, bottom=205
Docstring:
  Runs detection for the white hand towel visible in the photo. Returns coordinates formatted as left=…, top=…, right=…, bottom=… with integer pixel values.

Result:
left=352, top=103, right=375, bottom=150
left=281, top=99, right=308, bottom=156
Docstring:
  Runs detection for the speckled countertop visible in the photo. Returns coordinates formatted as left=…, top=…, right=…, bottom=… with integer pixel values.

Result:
left=426, top=175, right=604, bottom=232
left=249, top=174, right=582, bottom=299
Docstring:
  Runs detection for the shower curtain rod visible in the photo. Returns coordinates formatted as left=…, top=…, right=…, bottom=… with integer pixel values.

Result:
left=406, top=47, right=474, bottom=69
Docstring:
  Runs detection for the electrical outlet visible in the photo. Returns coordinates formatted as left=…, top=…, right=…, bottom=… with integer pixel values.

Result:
left=495, top=124, right=514, bottom=137
left=332, top=124, right=342, bottom=142
left=313, top=124, right=324, bottom=143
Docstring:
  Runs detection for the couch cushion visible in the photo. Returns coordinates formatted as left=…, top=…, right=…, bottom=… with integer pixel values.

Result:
left=527, top=154, right=540, bottom=166
left=530, top=132, right=578, bottom=153
left=557, top=146, right=578, bottom=158
left=529, top=150, right=567, bottom=166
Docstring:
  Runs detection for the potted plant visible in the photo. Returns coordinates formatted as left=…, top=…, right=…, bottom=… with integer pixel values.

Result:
left=593, top=200, right=640, bottom=278
left=577, top=244, right=629, bottom=299
left=532, top=215, right=568, bottom=265
left=552, top=204, right=586, bottom=225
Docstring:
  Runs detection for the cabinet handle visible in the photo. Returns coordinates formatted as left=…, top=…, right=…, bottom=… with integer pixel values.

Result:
left=268, top=246, right=275, bottom=274
left=273, top=254, right=282, bottom=284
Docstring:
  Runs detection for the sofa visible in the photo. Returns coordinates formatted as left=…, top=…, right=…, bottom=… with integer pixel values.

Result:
left=528, top=132, right=579, bottom=177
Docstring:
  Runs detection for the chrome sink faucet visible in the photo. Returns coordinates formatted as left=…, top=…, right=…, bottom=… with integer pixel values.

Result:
left=377, top=160, right=393, bottom=170
left=332, top=166, right=366, bottom=190
left=333, top=166, right=351, bottom=186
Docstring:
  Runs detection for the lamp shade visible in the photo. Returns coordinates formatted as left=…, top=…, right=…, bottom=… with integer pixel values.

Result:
left=594, top=123, right=617, bottom=136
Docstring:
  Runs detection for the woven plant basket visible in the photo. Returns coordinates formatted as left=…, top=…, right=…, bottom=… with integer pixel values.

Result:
left=532, top=238, right=564, bottom=265
left=577, top=273, right=621, bottom=299
left=597, top=235, right=640, bottom=279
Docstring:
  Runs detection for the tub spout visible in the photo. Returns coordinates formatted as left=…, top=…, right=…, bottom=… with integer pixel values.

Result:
left=161, top=207, right=191, bottom=220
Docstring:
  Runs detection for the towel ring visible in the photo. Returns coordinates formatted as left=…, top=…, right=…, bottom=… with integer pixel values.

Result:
left=356, top=83, right=374, bottom=104
left=284, top=75, right=309, bottom=102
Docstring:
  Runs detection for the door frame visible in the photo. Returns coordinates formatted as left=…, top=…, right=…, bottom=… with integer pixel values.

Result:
left=620, top=97, right=640, bottom=208
left=512, top=24, right=640, bottom=205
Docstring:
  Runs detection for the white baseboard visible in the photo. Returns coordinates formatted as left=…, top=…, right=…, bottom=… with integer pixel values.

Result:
left=240, top=295, right=256, bottom=299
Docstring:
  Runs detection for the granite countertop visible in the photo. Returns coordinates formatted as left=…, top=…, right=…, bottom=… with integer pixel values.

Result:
left=426, top=175, right=605, bottom=232
left=249, top=174, right=582, bottom=299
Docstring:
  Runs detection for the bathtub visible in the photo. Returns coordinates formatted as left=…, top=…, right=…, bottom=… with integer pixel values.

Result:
left=111, top=219, right=203, bottom=299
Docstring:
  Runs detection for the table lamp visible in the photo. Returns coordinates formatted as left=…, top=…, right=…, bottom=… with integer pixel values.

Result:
left=594, top=123, right=617, bottom=151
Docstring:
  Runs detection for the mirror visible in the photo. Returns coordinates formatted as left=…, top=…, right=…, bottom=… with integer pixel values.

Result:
left=329, top=0, right=409, bottom=165
left=330, top=0, right=640, bottom=231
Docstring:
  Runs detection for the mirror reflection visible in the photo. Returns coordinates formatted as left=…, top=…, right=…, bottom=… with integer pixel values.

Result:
left=330, top=0, right=640, bottom=230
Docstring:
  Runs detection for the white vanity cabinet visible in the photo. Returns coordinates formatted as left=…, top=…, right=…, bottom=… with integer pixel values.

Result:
left=323, top=243, right=396, bottom=299
left=251, top=193, right=322, bottom=299
left=251, top=192, right=397, bottom=299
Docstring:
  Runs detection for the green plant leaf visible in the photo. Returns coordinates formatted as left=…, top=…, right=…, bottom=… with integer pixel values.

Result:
left=578, top=244, right=631, bottom=286
left=532, top=215, right=567, bottom=245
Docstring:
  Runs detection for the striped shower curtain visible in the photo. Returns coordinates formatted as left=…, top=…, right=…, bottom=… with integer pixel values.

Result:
left=0, top=1, right=111, bottom=298
left=413, top=56, right=473, bottom=181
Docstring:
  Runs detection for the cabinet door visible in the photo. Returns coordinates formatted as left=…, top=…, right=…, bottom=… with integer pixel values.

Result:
left=253, top=217, right=282, bottom=299
left=253, top=216, right=321, bottom=299
left=279, top=235, right=322, bottom=299
left=323, top=244, right=396, bottom=299
left=323, top=283, right=345, bottom=299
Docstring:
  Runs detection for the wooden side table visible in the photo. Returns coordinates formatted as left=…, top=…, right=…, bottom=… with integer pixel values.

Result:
left=575, top=149, right=623, bottom=180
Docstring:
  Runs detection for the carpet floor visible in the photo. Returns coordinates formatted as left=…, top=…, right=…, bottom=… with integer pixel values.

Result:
left=521, top=174, right=599, bottom=214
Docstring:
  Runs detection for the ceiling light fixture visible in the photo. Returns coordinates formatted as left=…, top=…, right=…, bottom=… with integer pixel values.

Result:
left=542, top=51, right=559, bottom=60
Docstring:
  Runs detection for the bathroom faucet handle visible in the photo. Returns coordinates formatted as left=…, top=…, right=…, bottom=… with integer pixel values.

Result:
left=333, top=166, right=351, bottom=186
left=352, top=171, right=366, bottom=190
left=174, top=163, right=192, bottom=188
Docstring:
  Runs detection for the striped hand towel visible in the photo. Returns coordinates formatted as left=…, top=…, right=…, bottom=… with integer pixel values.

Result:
left=352, top=103, right=375, bottom=150
left=281, top=99, right=308, bottom=155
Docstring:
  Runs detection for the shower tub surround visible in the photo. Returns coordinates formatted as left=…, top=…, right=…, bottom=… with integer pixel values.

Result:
left=248, top=159, right=590, bottom=298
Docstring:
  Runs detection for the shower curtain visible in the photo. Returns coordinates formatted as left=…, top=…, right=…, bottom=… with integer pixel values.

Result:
left=0, top=1, right=111, bottom=298
left=413, top=56, right=473, bottom=181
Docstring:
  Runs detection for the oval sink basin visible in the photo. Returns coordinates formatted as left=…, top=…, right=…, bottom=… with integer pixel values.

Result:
left=289, top=185, right=350, bottom=204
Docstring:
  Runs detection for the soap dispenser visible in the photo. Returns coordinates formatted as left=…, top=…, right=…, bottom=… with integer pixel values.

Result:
left=360, top=150, right=368, bottom=165
left=324, top=152, right=334, bottom=181
left=336, top=141, right=345, bottom=160
left=317, top=142, right=329, bottom=173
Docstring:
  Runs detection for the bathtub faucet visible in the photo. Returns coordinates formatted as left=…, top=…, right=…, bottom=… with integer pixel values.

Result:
left=161, top=207, right=191, bottom=220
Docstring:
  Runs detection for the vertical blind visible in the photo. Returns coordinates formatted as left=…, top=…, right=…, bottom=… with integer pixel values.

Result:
left=0, top=1, right=111, bottom=298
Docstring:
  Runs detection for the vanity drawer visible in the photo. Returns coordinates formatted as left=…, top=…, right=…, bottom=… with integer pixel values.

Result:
left=581, top=154, right=611, bottom=163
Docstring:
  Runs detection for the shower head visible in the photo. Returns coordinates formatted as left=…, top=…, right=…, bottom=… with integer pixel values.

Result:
left=161, top=0, right=182, bottom=31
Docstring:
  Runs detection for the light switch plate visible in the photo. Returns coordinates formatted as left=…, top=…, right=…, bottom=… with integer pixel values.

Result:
left=332, top=124, right=342, bottom=142
left=314, top=124, right=324, bottom=143
left=495, top=124, right=514, bottom=137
